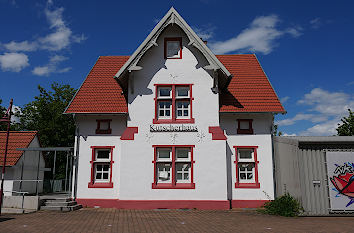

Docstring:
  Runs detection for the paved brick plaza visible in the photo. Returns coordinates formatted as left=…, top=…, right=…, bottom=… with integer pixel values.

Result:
left=0, top=208, right=353, bottom=233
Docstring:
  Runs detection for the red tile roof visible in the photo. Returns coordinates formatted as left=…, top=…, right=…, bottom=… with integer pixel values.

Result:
left=0, top=131, right=38, bottom=166
left=217, top=54, right=285, bottom=113
left=65, top=56, right=129, bottom=113
left=65, top=54, right=284, bottom=114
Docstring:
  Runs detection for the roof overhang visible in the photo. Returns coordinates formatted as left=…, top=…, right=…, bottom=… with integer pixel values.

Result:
left=114, top=7, right=232, bottom=81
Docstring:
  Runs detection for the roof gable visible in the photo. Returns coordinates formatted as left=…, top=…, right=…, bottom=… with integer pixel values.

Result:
left=64, top=55, right=284, bottom=114
left=114, top=7, right=231, bottom=80
left=0, top=131, right=38, bottom=166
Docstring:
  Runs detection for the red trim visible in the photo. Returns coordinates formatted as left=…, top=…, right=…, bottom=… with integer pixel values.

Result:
left=208, top=126, right=227, bottom=140
left=237, top=119, right=254, bottom=134
left=233, top=146, right=260, bottom=189
left=153, top=84, right=194, bottom=124
left=96, top=119, right=112, bottom=134
left=152, top=145, right=195, bottom=189
left=120, top=127, right=138, bottom=140
left=231, top=200, right=269, bottom=208
left=76, top=199, right=229, bottom=210
left=164, top=37, right=182, bottom=59
left=88, top=146, right=115, bottom=188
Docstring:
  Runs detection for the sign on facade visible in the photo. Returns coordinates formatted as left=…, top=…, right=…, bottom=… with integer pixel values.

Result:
left=150, top=124, right=198, bottom=132
left=326, top=151, right=354, bottom=211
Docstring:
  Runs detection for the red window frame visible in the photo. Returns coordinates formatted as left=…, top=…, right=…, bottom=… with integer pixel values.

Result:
left=153, top=84, right=195, bottom=124
left=88, top=146, right=115, bottom=188
left=164, top=37, right=182, bottom=59
left=96, top=119, right=112, bottom=134
left=152, top=145, right=195, bottom=189
left=233, top=146, right=260, bottom=188
left=237, top=119, right=254, bottom=134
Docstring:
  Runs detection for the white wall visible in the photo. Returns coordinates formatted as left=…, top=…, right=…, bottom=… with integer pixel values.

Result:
left=74, top=114, right=126, bottom=199
left=74, top=24, right=275, bottom=202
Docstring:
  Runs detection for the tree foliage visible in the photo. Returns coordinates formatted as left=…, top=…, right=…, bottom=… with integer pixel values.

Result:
left=336, top=109, right=354, bottom=136
left=262, top=193, right=303, bottom=217
left=18, top=83, right=77, bottom=147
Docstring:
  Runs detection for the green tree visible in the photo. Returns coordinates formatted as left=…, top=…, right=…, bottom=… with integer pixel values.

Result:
left=336, top=109, right=354, bottom=136
left=18, top=83, right=77, bottom=180
left=19, top=83, right=76, bottom=147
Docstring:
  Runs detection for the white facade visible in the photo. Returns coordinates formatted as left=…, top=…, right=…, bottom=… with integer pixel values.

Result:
left=70, top=9, right=280, bottom=209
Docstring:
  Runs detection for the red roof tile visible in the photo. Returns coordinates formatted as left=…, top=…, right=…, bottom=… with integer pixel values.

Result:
left=65, top=54, right=284, bottom=114
left=0, top=131, right=38, bottom=166
left=65, top=56, right=129, bottom=113
left=216, top=54, right=285, bottom=113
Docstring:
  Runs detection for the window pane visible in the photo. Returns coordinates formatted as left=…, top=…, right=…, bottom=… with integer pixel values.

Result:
left=97, top=164, right=102, bottom=170
left=177, top=110, right=182, bottom=116
left=157, top=148, right=171, bottom=160
left=97, top=150, right=110, bottom=159
left=96, top=173, right=102, bottom=179
left=167, top=41, right=180, bottom=58
left=99, top=121, right=109, bottom=130
left=240, top=121, right=250, bottom=130
left=240, top=173, right=246, bottom=180
left=176, top=87, right=189, bottom=97
left=166, top=110, right=170, bottom=116
left=247, top=173, right=253, bottom=179
left=183, top=110, right=188, bottom=116
left=157, top=163, right=171, bottom=182
left=103, top=165, right=109, bottom=171
left=159, top=87, right=171, bottom=97
left=176, top=163, right=190, bottom=181
left=176, top=148, right=190, bottom=160
left=239, top=149, right=253, bottom=159
left=176, top=101, right=189, bottom=118
left=103, top=173, right=109, bottom=179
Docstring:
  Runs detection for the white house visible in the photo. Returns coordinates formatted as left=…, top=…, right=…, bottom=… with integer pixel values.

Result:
left=0, top=131, right=45, bottom=196
left=65, top=8, right=285, bottom=209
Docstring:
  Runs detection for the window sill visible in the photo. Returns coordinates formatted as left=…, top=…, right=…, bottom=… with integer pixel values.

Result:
left=95, top=129, right=112, bottom=134
left=235, top=182, right=260, bottom=189
left=237, top=129, right=254, bottom=135
left=152, top=183, right=195, bottom=189
left=153, top=118, right=195, bottom=124
left=88, top=182, right=113, bottom=188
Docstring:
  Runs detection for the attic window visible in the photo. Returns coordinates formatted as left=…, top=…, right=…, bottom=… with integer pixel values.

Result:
left=237, top=119, right=253, bottom=134
left=164, top=38, right=182, bottom=59
left=96, top=119, right=112, bottom=134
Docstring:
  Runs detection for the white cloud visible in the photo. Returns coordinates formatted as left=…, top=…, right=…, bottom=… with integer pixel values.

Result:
left=283, top=133, right=297, bottom=136
left=0, top=52, right=29, bottom=72
left=310, top=18, right=321, bottom=29
left=32, top=54, right=70, bottom=76
left=1, top=1, right=86, bottom=53
left=193, top=25, right=216, bottom=41
left=278, top=88, right=354, bottom=136
left=209, top=15, right=302, bottom=54
left=3, top=41, right=38, bottom=52
left=280, top=96, right=290, bottom=104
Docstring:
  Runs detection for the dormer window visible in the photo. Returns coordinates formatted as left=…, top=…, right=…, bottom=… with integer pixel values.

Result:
left=96, top=119, right=112, bottom=134
left=237, top=119, right=253, bottom=134
left=164, top=38, right=182, bottom=59
left=154, top=84, right=194, bottom=124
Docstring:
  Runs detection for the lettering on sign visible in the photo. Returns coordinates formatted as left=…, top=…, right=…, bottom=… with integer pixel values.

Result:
left=150, top=124, right=198, bottom=132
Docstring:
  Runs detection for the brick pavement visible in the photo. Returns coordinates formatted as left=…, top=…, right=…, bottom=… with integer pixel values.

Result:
left=0, top=208, right=353, bottom=233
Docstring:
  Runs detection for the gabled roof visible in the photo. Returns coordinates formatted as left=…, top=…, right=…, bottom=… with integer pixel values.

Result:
left=65, top=56, right=129, bottom=114
left=114, top=7, right=231, bottom=80
left=0, top=131, right=38, bottom=166
left=64, top=55, right=285, bottom=114
left=217, top=54, right=285, bottom=113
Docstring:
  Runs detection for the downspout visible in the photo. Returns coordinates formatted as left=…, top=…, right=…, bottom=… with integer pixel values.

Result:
left=271, top=115, right=277, bottom=199
left=73, top=114, right=80, bottom=201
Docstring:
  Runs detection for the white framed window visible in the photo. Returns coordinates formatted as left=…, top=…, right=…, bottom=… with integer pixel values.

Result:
left=176, top=86, right=190, bottom=98
left=89, top=146, right=114, bottom=188
left=165, top=38, right=182, bottom=59
left=234, top=146, right=260, bottom=188
left=158, top=101, right=172, bottom=119
left=158, top=87, right=172, bottom=98
left=176, top=101, right=190, bottom=119
left=153, top=146, right=195, bottom=189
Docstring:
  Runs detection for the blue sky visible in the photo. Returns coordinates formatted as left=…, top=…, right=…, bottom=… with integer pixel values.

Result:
left=0, top=0, right=353, bottom=136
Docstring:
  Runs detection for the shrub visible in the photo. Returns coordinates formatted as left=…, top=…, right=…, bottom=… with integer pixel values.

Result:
left=262, top=193, right=303, bottom=217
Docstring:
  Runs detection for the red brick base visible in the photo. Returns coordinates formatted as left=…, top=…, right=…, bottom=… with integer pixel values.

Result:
left=77, top=199, right=230, bottom=210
